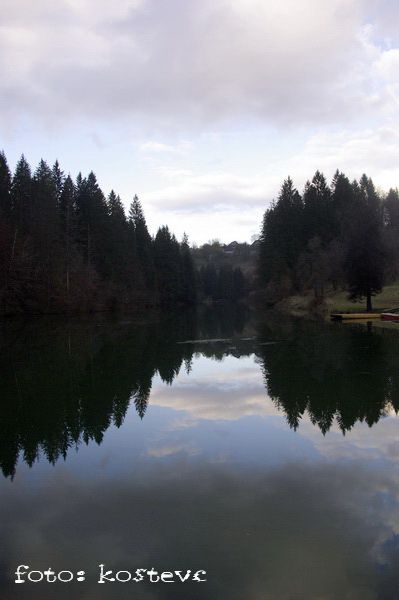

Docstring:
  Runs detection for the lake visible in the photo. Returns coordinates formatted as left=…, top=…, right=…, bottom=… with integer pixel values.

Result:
left=1, top=306, right=399, bottom=599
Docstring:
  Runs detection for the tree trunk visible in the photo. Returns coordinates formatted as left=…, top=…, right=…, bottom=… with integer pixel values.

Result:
left=366, top=290, right=372, bottom=312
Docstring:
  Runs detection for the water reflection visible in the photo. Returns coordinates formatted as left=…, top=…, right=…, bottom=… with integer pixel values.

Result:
left=257, top=319, right=399, bottom=433
left=2, top=309, right=399, bottom=599
left=1, top=309, right=399, bottom=477
left=1, top=461, right=398, bottom=600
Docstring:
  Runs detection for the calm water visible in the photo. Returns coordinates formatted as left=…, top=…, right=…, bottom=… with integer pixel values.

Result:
left=1, top=308, right=399, bottom=599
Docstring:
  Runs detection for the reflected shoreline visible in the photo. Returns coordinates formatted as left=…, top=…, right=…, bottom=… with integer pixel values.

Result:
left=1, top=307, right=399, bottom=477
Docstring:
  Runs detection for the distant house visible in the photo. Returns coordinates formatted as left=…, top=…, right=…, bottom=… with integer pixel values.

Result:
left=223, top=241, right=239, bottom=254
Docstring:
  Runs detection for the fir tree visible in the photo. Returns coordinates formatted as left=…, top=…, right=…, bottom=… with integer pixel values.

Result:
left=11, top=154, right=32, bottom=233
left=0, top=151, right=12, bottom=219
left=128, top=195, right=155, bottom=292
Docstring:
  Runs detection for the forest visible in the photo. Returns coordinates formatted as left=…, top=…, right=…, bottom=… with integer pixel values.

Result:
left=2, top=150, right=397, bottom=316
left=257, top=170, right=399, bottom=311
left=0, top=151, right=248, bottom=315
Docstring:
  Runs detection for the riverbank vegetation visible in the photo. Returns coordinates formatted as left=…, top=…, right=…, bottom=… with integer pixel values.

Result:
left=257, top=170, right=399, bottom=312
left=0, top=151, right=250, bottom=315
left=2, top=150, right=396, bottom=317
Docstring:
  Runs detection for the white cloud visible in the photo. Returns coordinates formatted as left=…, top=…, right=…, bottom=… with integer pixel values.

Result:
left=133, top=122, right=399, bottom=242
left=139, top=140, right=193, bottom=153
left=0, top=0, right=390, bottom=131
left=3, top=0, right=399, bottom=243
left=150, top=356, right=282, bottom=421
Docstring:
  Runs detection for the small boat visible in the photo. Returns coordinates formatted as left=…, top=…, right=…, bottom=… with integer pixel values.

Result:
left=381, top=308, right=399, bottom=321
left=331, top=313, right=381, bottom=321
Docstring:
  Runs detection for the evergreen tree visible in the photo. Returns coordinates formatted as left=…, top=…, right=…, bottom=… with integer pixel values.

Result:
left=344, top=177, right=386, bottom=311
left=0, top=151, right=12, bottom=219
left=11, top=154, right=32, bottom=233
left=258, top=177, right=303, bottom=289
left=128, top=195, right=155, bottom=292
left=384, top=188, right=399, bottom=228
left=232, top=267, right=246, bottom=299
left=180, top=233, right=197, bottom=305
left=200, top=262, right=218, bottom=300
left=31, top=159, right=60, bottom=308
left=330, top=170, right=357, bottom=238
left=153, top=225, right=182, bottom=305
left=303, top=170, right=333, bottom=244
left=59, top=175, right=76, bottom=302
left=383, top=188, right=399, bottom=281
left=75, top=171, right=108, bottom=275
left=106, top=190, right=129, bottom=283
left=52, top=159, right=65, bottom=207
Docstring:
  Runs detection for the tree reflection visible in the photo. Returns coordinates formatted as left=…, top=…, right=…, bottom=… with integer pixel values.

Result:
left=256, top=319, right=399, bottom=434
left=1, top=310, right=399, bottom=478
left=0, top=305, right=250, bottom=478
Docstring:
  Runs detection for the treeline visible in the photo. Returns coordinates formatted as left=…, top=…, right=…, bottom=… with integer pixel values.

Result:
left=258, top=170, right=399, bottom=310
left=198, top=263, right=247, bottom=302
left=0, top=151, right=198, bottom=314
left=192, top=239, right=255, bottom=302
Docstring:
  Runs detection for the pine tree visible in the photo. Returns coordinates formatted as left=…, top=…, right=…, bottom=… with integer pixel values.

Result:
left=303, top=170, right=332, bottom=244
left=180, top=233, right=197, bottom=305
left=52, top=160, right=65, bottom=207
left=384, top=188, right=399, bottom=228
left=11, top=154, right=32, bottom=233
left=128, top=195, right=155, bottom=292
left=31, top=159, right=60, bottom=308
left=154, top=225, right=182, bottom=305
left=0, top=151, right=12, bottom=219
left=59, top=175, right=76, bottom=302
left=258, top=176, right=303, bottom=289
left=330, top=170, right=357, bottom=238
left=106, top=190, right=129, bottom=284
left=75, top=171, right=108, bottom=276
left=200, top=262, right=218, bottom=300
left=344, top=177, right=386, bottom=311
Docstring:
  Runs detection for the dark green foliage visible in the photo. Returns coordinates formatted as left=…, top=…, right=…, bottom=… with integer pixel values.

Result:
left=0, top=151, right=200, bottom=315
left=384, top=188, right=399, bottom=228
left=200, top=262, right=218, bottom=298
left=11, top=154, right=32, bottom=234
left=258, top=177, right=304, bottom=290
left=128, top=195, right=155, bottom=292
left=52, top=159, right=65, bottom=206
left=75, top=170, right=109, bottom=277
left=344, top=176, right=386, bottom=311
left=257, top=170, right=389, bottom=310
left=0, top=151, right=12, bottom=219
left=58, top=175, right=76, bottom=303
left=180, top=233, right=197, bottom=305
left=303, top=171, right=333, bottom=244
left=154, top=225, right=183, bottom=306
left=199, top=262, right=247, bottom=302
left=31, top=160, right=61, bottom=309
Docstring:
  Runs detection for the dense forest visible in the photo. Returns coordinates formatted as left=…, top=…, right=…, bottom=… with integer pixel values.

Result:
left=0, top=151, right=196, bottom=313
left=3, top=150, right=394, bottom=316
left=0, top=151, right=248, bottom=315
left=257, top=170, right=399, bottom=311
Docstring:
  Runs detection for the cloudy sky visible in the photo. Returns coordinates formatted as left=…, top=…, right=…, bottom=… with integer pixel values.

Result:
left=1, top=0, right=399, bottom=243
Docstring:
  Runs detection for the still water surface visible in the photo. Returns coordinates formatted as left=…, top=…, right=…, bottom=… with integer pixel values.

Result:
left=1, top=307, right=399, bottom=599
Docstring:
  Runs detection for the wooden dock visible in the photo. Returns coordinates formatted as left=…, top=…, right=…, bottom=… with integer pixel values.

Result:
left=330, top=313, right=381, bottom=321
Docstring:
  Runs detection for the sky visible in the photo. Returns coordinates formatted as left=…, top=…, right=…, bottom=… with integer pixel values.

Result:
left=1, top=0, right=399, bottom=244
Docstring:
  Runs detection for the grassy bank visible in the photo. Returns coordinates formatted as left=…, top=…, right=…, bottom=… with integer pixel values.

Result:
left=277, top=282, right=399, bottom=321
